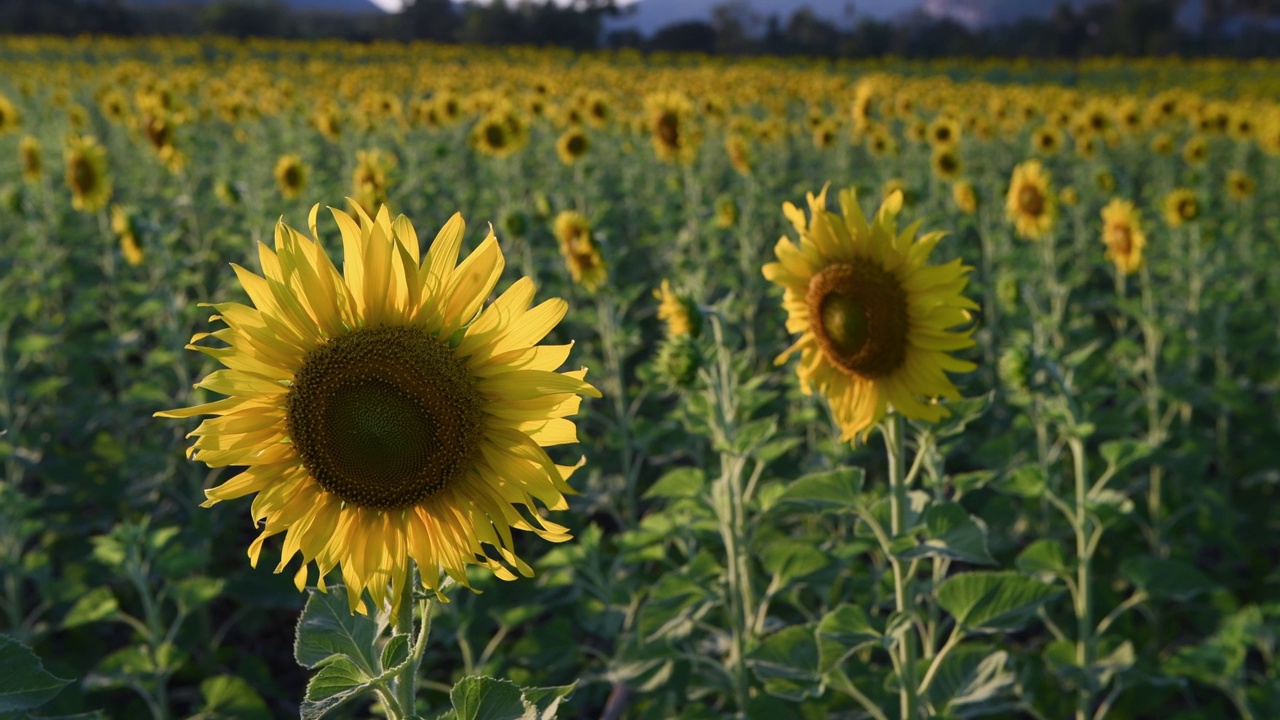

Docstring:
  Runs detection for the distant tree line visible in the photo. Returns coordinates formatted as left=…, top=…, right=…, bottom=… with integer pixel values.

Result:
left=2, top=0, right=1279, bottom=58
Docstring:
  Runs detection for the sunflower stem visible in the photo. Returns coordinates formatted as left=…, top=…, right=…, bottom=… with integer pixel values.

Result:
left=1068, top=437, right=1096, bottom=720
left=392, top=566, right=428, bottom=720
left=885, top=413, right=919, bottom=720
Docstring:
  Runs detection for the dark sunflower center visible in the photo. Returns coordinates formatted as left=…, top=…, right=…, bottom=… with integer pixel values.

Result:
left=70, top=155, right=96, bottom=194
left=1178, top=198, right=1196, bottom=219
left=282, top=164, right=302, bottom=187
left=1107, top=225, right=1133, bottom=255
left=286, top=325, right=484, bottom=510
left=938, top=153, right=957, bottom=173
left=566, top=134, right=587, bottom=156
left=656, top=112, right=679, bottom=146
left=1018, top=185, right=1044, bottom=216
left=935, top=126, right=951, bottom=142
left=806, top=262, right=909, bottom=379
left=484, top=123, right=506, bottom=148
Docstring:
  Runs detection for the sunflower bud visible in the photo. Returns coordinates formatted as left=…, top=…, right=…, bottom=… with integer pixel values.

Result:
left=655, top=334, right=703, bottom=388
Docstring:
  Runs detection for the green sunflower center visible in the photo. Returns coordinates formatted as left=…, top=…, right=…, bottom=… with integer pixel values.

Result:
left=286, top=325, right=485, bottom=510
left=807, top=262, right=910, bottom=379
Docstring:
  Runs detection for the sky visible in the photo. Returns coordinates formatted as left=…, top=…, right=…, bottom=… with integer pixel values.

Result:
left=364, top=0, right=916, bottom=22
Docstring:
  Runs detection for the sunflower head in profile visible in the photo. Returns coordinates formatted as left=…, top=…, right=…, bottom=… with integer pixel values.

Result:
left=64, top=135, right=112, bottom=213
left=274, top=153, right=309, bottom=200
left=0, top=93, right=19, bottom=135
left=1163, top=188, right=1199, bottom=227
left=1005, top=159, right=1057, bottom=241
left=18, top=135, right=41, bottom=183
left=1226, top=170, right=1256, bottom=201
left=762, top=186, right=978, bottom=442
left=552, top=210, right=607, bottom=292
left=555, top=127, right=590, bottom=166
left=654, top=279, right=703, bottom=339
left=952, top=180, right=978, bottom=215
left=931, top=148, right=962, bottom=181
left=157, top=203, right=600, bottom=615
left=725, top=133, right=753, bottom=176
left=352, top=149, right=395, bottom=217
left=1100, top=198, right=1145, bottom=276
left=313, top=103, right=343, bottom=142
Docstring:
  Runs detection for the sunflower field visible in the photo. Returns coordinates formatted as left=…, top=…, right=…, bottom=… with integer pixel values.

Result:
left=1, top=36, right=1278, bottom=720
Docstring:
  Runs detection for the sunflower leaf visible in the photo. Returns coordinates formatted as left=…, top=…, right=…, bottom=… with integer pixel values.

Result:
left=295, top=587, right=380, bottom=674
left=450, top=676, right=532, bottom=720
left=937, top=572, right=1062, bottom=632
left=0, top=635, right=72, bottom=712
left=300, top=656, right=374, bottom=720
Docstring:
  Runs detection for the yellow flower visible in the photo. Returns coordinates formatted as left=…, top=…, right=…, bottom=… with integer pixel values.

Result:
left=352, top=149, right=395, bottom=217
left=1163, top=188, right=1198, bottom=227
left=931, top=148, right=962, bottom=180
left=645, top=91, right=699, bottom=164
left=553, top=210, right=606, bottom=292
left=762, top=186, right=977, bottom=442
left=1005, top=159, right=1057, bottom=241
left=653, top=280, right=702, bottom=339
left=65, top=135, right=111, bottom=213
left=952, top=180, right=977, bottom=215
left=812, top=120, right=838, bottom=150
left=725, top=133, right=753, bottom=176
left=157, top=203, right=599, bottom=615
left=19, top=135, right=41, bottom=183
left=0, top=93, right=19, bottom=134
left=555, top=127, right=589, bottom=166
left=1226, top=170, right=1256, bottom=200
left=1183, top=136, right=1208, bottom=166
left=471, top=107, right=529, bottom=159
left=1100, top=198, right=1145, bottom=275
left=274, top=154, right=309, bottom=200
left=1060, top=186, right=1079, bottom=207
left=927, top=115, right=960, bottom=149
left=1030, top=125, right=1061, bottom=155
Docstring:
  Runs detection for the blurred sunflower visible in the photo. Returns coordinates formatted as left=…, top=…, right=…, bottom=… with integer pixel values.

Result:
left=18, top=135, right=41, bottom=183
left=927, top=115, right=959, bottom=148
left=352, top=149, right=395, bottom=217
left=952, top=180, right=977, bottom=215
left=158, top=204, right=599, bottom=615
left=555, top=127, right=589, bottom=166
left=112, top=204, right=143, bottom=267
left=1226, top=170, right=1256, bottom=200
left=715, top=195, right=738, bottom=228
left=930, top=148, right=962, bottom=181
left=553, top=210, right=606, bottom=292
left=1100, top=198, right=1145, bottom=275
left=654, top=280, right=702, bottom=339
left=274, top=154, right=309, bottom=200
left=762, top=186, right=977, bottom=441
left=0, top=93, right=19, bottom=134
left=725, top=133, right=753, bottom=176
left=1182, top=135, right=1208, bottom=166
left=1030, top=125, right=1061, bottom=155
left=1005, top=159, right=1056, bottom=240
left=645, top=92, right=698, bottom=164
left=1149, top=133, right=1174, bottom=155
left=65, top=135, right=111, bottom=213
left=1163, top=188, right=1199, bottom=227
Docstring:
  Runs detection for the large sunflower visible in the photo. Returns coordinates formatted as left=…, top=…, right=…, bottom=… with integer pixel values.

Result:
left=1005, top=159, right=1056, bottom=241
left=157, top=203, right=600, bottom=615
left=762, top=186, right=977, bottom=441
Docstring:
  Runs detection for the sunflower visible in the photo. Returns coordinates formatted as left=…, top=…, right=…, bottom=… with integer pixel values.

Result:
left=65, top=135, right=111, bottom=213
left=555, top=127, right=589, bottom=166
left=274, top=154, right=309, bottom=200
left=352, top=149, right=395, bottom=217
left=1163, top=188, right=1198, bottom=227
left=812, top=120, right=838, bottom=150
left=762, top=186, right=977, bottom=441
left=1005, top=160, right=1056, bottom=241
left=157, top=203, right=599, bottom=615
left=653, top=280, right=702, bottom=339
left=952, top=180, right=977, bottom=215
left=19, top=135, right=41, bottom=183
left=1075, top=135, right=1098, bottom=159
left=645, top=91, right=698, bottom=164
left=1226, top=170, right=1256, bottom=200
left=313, top=103, right=343, bottom=142
left=1100, top=198, right=1145, bottom=276
left=1149, top=132, right=1174, bottom=155
left=471, top=108, right=529, bottom=159
left=1030, top=125, right=1061, bottom=155
left=930, top=148, right=962, bottom=180
left=1060, top=186, right=1079, bottom=207
left=725, top=133, right=753, bottom=176
left=0, top=93, right=19, bottom=134
left=553, top=210, right=607, bottom=292
left=866, top=127, right=897, bottom=157
left=927, top=115, right=960, bottom=149
left=1182, top=135, right=1208, bottom=166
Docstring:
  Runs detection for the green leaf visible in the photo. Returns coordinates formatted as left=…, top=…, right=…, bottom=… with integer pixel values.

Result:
left=0, top=635, right=72, bottom=712
left=170, top=577, right=225, bottom=611
left=63, top=587, right=119, bottom=629
left=294, top=587, right=380, bottom=673
left=642, top=467, right=705, bottom=500
left=1100, top=439, right=1152, bottom=474
left=898, top=502, right=996, bottom=565
left=746, top=625, right=822, bottom=702
left=1016, top=539, right=1069, bottom=579
left=381, top=634, right=410, bottom=672
left=637, top=574, right=716, bottom=642
left=730, top=417, right=778, bottom=455
left=198, top=675, right=271, bottom=720
left=300, top=656, right=374, bottom=720
left=1121, top=556, right=1215, bottom=601
left=521, top=682, right=575, bottom=720
left=999, top=465, right=1046, bottom=498
left=776, top=467, right=865, bottom=511
left=937, top=572, right=1062, bottom=632
left=816, top=605, right=881, bottom=673
left=758, top=540, right=830, bottom=584
left=450, top=676, right=530, bottom=720
left=922, top=645, right=1015, bottom=713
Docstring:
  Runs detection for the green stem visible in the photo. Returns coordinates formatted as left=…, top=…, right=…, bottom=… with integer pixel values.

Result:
left=885, top=414, right=918, bottom=720
left=393, top=566, right=430, bottom=720
left=1069, top=438, right=1095, bottom=720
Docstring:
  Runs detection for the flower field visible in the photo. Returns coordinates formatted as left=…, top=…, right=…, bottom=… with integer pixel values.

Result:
left=1, top=36, right=1278, bottom=720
